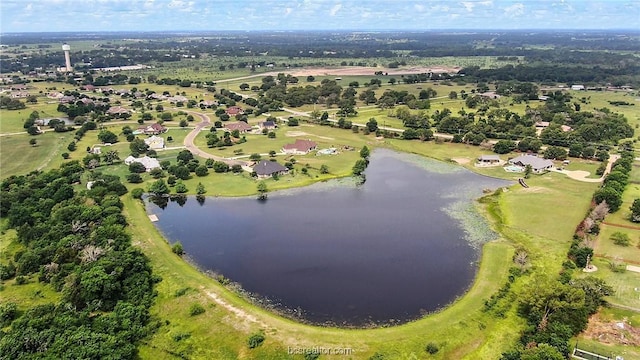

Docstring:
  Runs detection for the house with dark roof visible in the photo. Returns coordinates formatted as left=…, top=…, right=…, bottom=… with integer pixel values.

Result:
left=225, top=106, right=244, bottom=116
left=253, top=160, right=289, bottom=179
left=224, top=122, right=253, bottom=133
left=258, top=120, right=277, bottom=130
left=509, top=155, right=554, bottom=174
left=282, top=139, right=317, bottom=155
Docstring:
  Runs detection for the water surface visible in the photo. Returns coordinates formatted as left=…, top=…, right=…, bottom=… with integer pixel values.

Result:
left=147, top=149, right=509, bottom=325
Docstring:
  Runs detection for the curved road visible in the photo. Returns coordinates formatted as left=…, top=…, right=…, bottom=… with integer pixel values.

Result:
left=182, top=110, right=247, bottom=166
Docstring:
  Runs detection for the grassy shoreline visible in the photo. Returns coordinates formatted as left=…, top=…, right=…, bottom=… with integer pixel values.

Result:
left=127, top=192, right=520, bottom=359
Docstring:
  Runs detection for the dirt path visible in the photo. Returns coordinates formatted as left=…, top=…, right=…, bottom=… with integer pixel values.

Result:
left=204, top=290, right=271, bottom=330
left=550, top=154, right=620, bottom=183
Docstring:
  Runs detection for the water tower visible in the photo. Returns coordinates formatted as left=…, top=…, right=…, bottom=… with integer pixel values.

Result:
left=62, top=43, right=72, bottom=72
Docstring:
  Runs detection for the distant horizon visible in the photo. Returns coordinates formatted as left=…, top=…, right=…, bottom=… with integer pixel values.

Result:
left=1, top=0, right=638, bottom=33
left=2, top=28, right=640, bottom=35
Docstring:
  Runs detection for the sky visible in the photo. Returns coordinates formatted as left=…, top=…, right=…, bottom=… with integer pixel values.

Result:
left=1, top=0, right=638, bottom=33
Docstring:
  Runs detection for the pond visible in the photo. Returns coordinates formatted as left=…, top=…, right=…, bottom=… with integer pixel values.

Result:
left=146, top=149, right=510, bottom=326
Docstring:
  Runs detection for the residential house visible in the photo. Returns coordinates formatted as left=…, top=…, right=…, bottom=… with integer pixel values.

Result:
left=509, top=155, right=554, bottom=174
left=137, top=123, right=167, bottom=135
left=253, top=160, right=288, bottom=179
left=534, top=121, right=550, bottom=129
left=258, top=120, right=277, bottom=131
left=477, top=155, right=501, bottom=165
left=124, top=155, right=161, bottom=172
left=479, top=91, right=501, bottom=99
left=224, top=122, right=253, bottom=133
left=144, top=135, right=165, bottom=150
left=282, top=139, right=317, bottom=155
left=167, top=95, right=188, bottom=103
left=571, top=85, right=585, bottom=91
left=225, top=106, right=244, bottom=116
left=10, top=91, right=30, bottom=98
left=107, top=106, right=131, bottom=116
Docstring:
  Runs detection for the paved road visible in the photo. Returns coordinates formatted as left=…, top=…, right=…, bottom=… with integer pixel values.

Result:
left=182, top=110, right=247, bottom=166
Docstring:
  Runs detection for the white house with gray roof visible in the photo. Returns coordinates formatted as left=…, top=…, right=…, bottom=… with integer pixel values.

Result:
left=509, top=155, right=554, bottom=174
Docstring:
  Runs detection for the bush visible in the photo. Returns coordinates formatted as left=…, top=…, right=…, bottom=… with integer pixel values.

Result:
left=247, top=333, right=265, bottom=349
left=171, top=241, right=184, bottom=255
left=188, top=303, right=205, bottom=316
left=15, top=276, right=27, bottom=285
left=61, top=152, right=70, bottom=159
left=174, top=287, right=191, bottom=297
left=610, top=231, right=631, bottom=246
left=609, top=259, right=627, bottom=273
left=172, top=332, right=191, bottom=342
left=425, top=342, right=439, bottom=355
left=131, top=188, right=144, bottom=199
left=0, top=302, right=18, bottom=326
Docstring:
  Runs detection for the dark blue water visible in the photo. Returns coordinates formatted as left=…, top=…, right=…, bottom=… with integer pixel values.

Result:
left=147, top=149, right=509, bottom=325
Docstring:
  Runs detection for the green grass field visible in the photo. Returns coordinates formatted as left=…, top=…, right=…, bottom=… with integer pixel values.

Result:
left=0, top=131, right=76, bottom=178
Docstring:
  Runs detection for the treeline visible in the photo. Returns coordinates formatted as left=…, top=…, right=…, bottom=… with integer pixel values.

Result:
left=460, top=64, right=640, bottom=86
left=0, top=163, right=158, bottom=358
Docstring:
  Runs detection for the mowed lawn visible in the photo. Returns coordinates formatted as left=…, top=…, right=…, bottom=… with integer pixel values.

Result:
left=0, top=132, right=75, bottom=178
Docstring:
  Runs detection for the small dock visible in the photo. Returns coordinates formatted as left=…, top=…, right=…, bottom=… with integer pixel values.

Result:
left=518, top=178, right=529, bottom=188
left=148, top=214, right=159, bottom=222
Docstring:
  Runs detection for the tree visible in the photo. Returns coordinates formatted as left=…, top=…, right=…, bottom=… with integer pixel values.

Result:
left=175, top=181, right=188, bottom=194
left=102, top=150, right=120, bottom=165
left=594, top=187, right=622, bottom=212
left=129, top=138, right=148, bottom=155
left=29, top=138, right=37, bottom=146
left=353, top=159, right=368, bottom=175
left=493, top=140, right=516, bottom=154
left=543, top=146, right=567, bottom=160
left=149, top=179, right=169, bottom=196
left=449, top=91, right=458, bottom=99
left=610, top=231, right=631, bottom=246
left=257, top=181, right=268, bottom=201
left=249, top=153, right=261, bottom=161
left=126, top=173, right=143, bottom=183
left=366, top=118, right=378, bottom=132
left=524, top=164, right=533, bottom=179
left=196, top=182, right=206, bottom=195
left=97, top=130, right=118, bottom=144
left=520, top=344, right=564, bottom=360
left=177, top=150, right=194, bottom=164
left=179, top=119, right=188, bottom=128
left=630, top=199, right=640, bottom=222
left=360, top=145, right=370, bottom=159
left=213, top=161, right=229, bottom=173
left=320, top=164, right=329, bottom=174
left=192, top=164, right=207, bottom=177
left=129, top=162, right=147, bottom=173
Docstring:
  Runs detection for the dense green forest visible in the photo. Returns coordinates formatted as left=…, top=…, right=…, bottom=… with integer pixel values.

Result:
left=0, top=163, right=158, bottom=359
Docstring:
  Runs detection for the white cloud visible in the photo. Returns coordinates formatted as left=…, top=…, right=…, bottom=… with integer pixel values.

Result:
left=285, top=7, right=292, bottom=16
left=461, top=2, right=474, bottom=12
left=24, top=3, right=32, bottom=11
left=329, top=3, right=341, bottom=16
left=414, top=4, right=425, bottom=12
left=504, top=3, right=524, bottom=17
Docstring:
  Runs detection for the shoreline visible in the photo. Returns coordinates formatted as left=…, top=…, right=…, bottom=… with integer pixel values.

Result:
left=142, top=149, right=512, bottom=328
